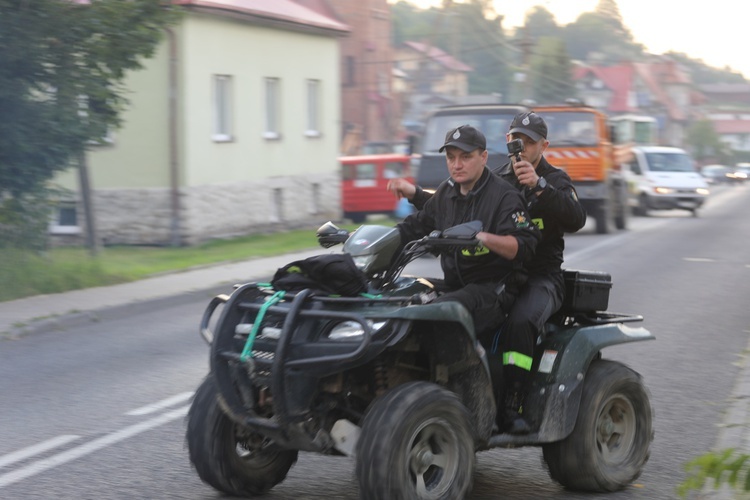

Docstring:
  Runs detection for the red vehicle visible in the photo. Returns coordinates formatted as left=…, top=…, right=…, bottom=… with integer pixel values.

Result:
left=340, top=154, right=414, bottom=222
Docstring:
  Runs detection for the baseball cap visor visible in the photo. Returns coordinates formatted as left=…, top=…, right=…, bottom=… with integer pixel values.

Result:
left=439, top=141, right=483, bottom=152
left=508, top=126, right=544, bottom=142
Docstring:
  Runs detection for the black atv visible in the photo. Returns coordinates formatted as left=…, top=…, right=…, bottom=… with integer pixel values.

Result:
left=186, top=221, right=654, bottom=499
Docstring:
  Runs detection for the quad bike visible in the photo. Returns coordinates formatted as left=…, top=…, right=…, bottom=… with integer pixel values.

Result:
left=186, top=221, right=655, bottom=499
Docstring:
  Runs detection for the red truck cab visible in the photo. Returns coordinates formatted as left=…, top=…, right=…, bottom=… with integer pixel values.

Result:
left=340, top=154, right=413, bottom=222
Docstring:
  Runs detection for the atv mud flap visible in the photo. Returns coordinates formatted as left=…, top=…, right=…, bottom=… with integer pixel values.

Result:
left=484, top=321, right=653, bottom=448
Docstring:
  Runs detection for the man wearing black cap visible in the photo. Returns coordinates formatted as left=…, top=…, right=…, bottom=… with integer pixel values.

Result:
left=389, top=113, right=586, bottom=434
left=396, top=124, right=540, bottom=348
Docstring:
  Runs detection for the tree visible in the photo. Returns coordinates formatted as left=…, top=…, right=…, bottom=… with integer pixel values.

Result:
left=686, top=119, right=731, bottom=164
left=0, top=0, right=179, bottom=248
left=528, top=37, right=575, bottom=103
left=523, top=6, right=561, bottom=42
left=562, top=0, right=644, bottom=65
left=390, top=0, right=512, bottom=98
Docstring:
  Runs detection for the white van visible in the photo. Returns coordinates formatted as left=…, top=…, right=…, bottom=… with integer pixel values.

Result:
left=621, top=146, right=710, bottom=216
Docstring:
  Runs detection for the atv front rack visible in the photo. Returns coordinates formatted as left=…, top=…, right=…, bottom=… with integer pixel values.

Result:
left=204, top=283, right=411, bottom=451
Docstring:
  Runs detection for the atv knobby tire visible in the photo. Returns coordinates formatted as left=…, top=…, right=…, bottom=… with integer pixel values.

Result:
left=186, top=375, right=297, bottom=496
left=355, top=381, right=475, bottom=500
left=542, top=359, right=653, bottom=492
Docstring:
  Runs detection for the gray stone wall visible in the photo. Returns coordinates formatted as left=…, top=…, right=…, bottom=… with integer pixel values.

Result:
left=75, top=173, right=341, bottom=246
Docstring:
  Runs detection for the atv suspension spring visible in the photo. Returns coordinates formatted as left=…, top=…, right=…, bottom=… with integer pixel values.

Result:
left=374, top=358, right=388, bottom=396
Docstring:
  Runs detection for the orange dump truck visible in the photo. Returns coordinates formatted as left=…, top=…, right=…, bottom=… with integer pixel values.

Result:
left=533, top=103, right=629, bottom=234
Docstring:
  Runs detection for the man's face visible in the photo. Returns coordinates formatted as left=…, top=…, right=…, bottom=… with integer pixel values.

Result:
left=507, top=132, right=549, bottom=166
left=444, top=146, right=487, bottom=188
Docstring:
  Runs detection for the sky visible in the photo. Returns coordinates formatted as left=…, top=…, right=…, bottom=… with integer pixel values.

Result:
left=392, top=0, right=750, bottom=80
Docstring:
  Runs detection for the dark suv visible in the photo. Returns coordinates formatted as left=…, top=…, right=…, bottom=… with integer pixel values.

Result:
left=415, top=104, right=529, bottom=189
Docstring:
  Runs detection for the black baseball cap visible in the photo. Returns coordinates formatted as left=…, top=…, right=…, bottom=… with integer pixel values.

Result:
left=508, top=111, right=548, bottom=141
left=438, top=124, right=486, bottom=152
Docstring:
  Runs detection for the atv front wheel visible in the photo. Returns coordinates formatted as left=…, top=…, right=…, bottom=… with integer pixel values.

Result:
left=355, top=381, right=475, bottom=500
left=186, top=375, right=298, bottom=496
left=542, top=359, right=653, bottom=492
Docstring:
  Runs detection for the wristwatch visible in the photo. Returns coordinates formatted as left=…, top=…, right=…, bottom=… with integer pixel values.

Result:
left=532, top=176, right=547, bottom=194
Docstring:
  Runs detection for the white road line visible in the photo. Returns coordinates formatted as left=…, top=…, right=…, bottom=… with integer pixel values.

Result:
left=0, top=435, right=80, bottom=470
left=0, top=406, right=188, bottom=489
left=125, top=391, right=194, bottom=416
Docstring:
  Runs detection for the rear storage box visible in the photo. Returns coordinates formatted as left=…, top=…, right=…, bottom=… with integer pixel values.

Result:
left=562, top=270, right=612, bottom=312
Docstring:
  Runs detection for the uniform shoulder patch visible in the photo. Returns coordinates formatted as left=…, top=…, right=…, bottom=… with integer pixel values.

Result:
left=512, top=211, right=530, bottom=228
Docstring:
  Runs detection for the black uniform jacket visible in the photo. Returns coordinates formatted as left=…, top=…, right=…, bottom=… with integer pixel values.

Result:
left=398, top=167, right=540, bottom=290
left=494, top=156, right=586, bottom=275
left=412, top=156, right=586, bottom=277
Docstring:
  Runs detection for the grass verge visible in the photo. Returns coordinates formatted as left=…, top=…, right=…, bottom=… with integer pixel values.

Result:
left=1, top=223, right=369, bottom=303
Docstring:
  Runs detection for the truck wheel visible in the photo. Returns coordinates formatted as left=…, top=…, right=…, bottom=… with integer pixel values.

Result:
left=614, top=190, right=628, bottom=230
left=594, top=204, right=610, bottom=234
left=186, top=375, right=298, bottom=496
left=542, top=360, right=653, bottom=492
left=355, top=381, right=475, bottom=500
left=635, top=194, right=649, bottom=217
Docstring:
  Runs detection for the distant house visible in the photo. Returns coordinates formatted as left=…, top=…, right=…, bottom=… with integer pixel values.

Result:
left=573, top=57, right=695, bottom=147
left=296, top=0, right=398, bottom=153
left=699, top=84, right=750, bottom=155
left=394, top=41, right=473, bottom=125
left=52, top=0, right=349, bottom=246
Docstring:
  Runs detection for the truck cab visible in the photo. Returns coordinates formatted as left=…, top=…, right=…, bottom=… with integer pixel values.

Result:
left=415, top=104, right=529, bottom=190
left=340, top=154, right=414, bottom=222
left=533, top=103, right=629, bottom=234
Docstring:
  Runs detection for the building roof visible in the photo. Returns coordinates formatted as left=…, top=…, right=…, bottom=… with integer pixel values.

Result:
left=402, top=41, right=472, bottom=72
left=573, top=64, right=634, bottom=113
left=173, top=0, right=350, bottom=34
left=712, top=119, right=750, bottom=134
left=574, top=60, right=690, bottom=120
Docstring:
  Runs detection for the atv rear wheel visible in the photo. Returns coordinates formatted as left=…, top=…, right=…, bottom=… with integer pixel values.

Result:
left=355, top=381, right=475, bottom=500
left=542, top=359, right=653, bottom=492
left=186, top=375, right=297, bottom=496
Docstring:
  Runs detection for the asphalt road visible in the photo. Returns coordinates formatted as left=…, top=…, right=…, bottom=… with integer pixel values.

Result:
left=1, top=184, right=749, bottom=499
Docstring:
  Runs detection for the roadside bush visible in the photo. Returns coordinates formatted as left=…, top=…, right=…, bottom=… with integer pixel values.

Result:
left=0, top=188, right=58, bottom=251
left=679, top=449, right=750, bottom=497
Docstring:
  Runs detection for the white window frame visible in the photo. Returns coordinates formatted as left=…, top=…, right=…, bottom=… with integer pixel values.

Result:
left=305, top=79, right=321, bottom=138
left=263, top=77, right=281, bottom=140
left=212, top=74, right=233, bottom=142
left=49, top=201, right=81, bottom=235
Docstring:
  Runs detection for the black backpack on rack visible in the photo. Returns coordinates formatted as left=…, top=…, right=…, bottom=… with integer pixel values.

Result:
left=271, top=253, right=368, bottom=297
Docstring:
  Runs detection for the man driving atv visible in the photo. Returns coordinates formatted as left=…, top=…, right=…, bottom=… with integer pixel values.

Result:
left=395, top=124, right=540, bottom=414
left=389, top=112, right=586, bottom=433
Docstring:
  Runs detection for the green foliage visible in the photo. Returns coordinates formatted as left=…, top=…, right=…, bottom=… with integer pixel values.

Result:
left=562, top=10, right=644, bottom=65
left=0, top=186, right=62, bottom=251
left=667, top=51, right=748, bottom=85
left=686, top=119, right=732, bottom=164
left=0, top=0, right=180, bottom=248
left=390, top=0, right=512, bottom=97
left=529, top=37, right=575, bottom=103
left=678, top=449, right=750, bottom=497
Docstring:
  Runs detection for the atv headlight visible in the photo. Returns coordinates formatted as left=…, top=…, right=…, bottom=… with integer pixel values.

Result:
left=352, top=254, right=376, bottom=271
left=327, top=320, right=387, bottom=341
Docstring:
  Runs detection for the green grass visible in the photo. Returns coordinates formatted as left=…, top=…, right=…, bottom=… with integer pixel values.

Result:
left=0, top=223, right=370, bottom=303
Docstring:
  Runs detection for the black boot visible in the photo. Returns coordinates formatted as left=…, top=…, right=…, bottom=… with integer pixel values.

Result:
left=502, top=384, right=530, bottom=435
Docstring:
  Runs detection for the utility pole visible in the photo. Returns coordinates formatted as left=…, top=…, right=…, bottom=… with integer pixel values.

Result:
left=78, top=151, right=99, bottom=256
